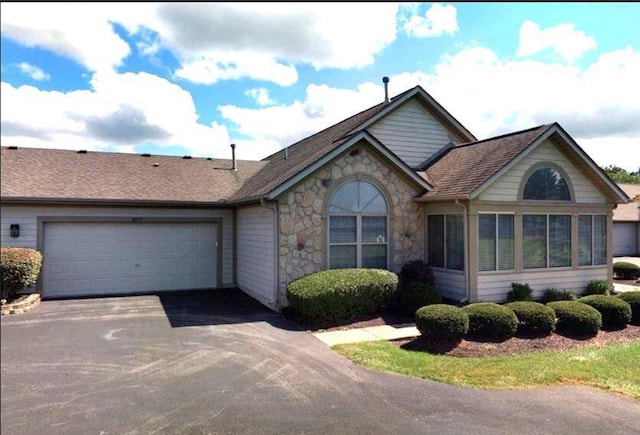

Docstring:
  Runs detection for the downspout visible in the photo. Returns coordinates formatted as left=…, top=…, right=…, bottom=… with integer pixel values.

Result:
left=455, top=199, right=470, bottom=304
left=261, top=197, right=280, bottom=311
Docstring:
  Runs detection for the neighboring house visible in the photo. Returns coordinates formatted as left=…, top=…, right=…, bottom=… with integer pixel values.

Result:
left=613, top=183, right=640, bottom=256
left=0, top=84, right=630, bottom=309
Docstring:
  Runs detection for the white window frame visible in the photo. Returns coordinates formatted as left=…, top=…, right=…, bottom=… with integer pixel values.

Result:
left=427, top=213, right=464, bottom=271
left=327, top=180, right=389, bottom=270
left=478, top=213, right=515, bottom=272
left=578, top=214, right=607, bottom=266
left=522, top=213, right=572, bottom=270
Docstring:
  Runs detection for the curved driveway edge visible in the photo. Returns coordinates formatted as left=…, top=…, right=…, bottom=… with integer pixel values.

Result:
left=2, top=290, right=639, bottom=435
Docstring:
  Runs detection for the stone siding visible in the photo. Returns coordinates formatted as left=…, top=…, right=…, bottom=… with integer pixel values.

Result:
left=277, top=144, right=424, bottom=300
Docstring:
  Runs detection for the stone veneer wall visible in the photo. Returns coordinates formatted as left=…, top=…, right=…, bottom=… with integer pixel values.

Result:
left=277, top=144, right=424, bottom=299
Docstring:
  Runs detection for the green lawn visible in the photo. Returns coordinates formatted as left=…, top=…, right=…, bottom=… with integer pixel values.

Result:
left=333, top=340, right=640, bottom=399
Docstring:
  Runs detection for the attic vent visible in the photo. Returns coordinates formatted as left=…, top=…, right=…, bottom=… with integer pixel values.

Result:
left=77, top=150, right=87, bottom=154
left=141, top=153, right=151, bottom=157
left=183, top=155, right=192, bottom=159
left=8, top=146, right=18, bottom=150
left=206, top=157, right=212, bottom=161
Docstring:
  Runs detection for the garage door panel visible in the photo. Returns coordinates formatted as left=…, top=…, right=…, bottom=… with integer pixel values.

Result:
left=43, top=222, right=217, bottom=298
left=613, top=223, right=638, bottom=256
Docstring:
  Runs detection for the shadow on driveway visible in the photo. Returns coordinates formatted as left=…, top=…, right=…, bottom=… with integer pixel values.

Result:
left=158, top=287, right=301, bottom=330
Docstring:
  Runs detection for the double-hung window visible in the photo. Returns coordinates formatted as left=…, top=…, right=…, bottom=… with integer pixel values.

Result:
left=522, top=214, right=571, bottom=269
left=478, top=214, right=514, bottom=271
left=427, top=214, right=464, bottom=270
left=328, top=180, right=388, bottom=269
left=578, top=215, right=607, bottom=266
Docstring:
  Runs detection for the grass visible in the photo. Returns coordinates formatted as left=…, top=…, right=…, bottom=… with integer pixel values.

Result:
left=333, top=340, right=640, bottom=399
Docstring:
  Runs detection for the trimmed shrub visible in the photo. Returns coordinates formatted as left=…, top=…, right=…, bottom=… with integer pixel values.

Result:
left=507, top=282, right=533, bottom=302
left=542, top=288, right=578, bottom=303
left=398, top=259, right=435, bottom=287
left=285, top=269, right=398, bottom=324
left=1, top=247, right=43, bottom=301
left=462, top=302, right=518, bottom=341
left=415, top=304, right=469, bottom=342
left=397, top=281, right=441, bottom=314
left=583, top=279, right=611, bottom=296
left=578, top=295, right=632, bottom=329
left=617, top=291, right=640, bottom=325
left=505, top=301, right=556, bottom=336
left=547, top=301, right=602, bottom=336
left=613, top=262, right=640, bottom=280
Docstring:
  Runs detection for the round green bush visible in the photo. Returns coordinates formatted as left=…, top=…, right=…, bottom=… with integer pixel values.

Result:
left=415, top=304, right=469, bottom=342
left=578, top=295, right=632, bottom=329
left=504, top=301, right=556, bottom=336
left=613, top=261, right=640, bottom=280
left=1, top=247, right=43, bottom=301
left=583, top=279, right=611, bottom=296
left=547, top=301, right=602, bottom=336
left=285, top=268, right=398, bottom=324
left=617, top=291, right=640, bottom=325
left=397, top=281, right=441, bottom=314
left=462, top=302, right=518, bottom=341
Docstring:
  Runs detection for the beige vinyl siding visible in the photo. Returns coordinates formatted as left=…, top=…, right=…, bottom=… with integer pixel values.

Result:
left=433, top=269, right=467, bottom=301
left=368, top=99, right=457, bottom=168
left=237, top=205, right=277, bottom=309
left=479, top=139, right=607, bottom=203
left=0, top=204, right=234, bottom=286
left=476, top=267, right=608, bottom=302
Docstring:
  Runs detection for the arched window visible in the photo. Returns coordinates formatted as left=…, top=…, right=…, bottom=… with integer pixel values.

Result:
left=523, top=167, right=571, bottom=201
left=327, top=180, right=388, bottom=269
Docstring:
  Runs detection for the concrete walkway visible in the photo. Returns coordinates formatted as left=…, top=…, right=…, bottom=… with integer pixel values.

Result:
left=314, top=323, right=419, bottom=346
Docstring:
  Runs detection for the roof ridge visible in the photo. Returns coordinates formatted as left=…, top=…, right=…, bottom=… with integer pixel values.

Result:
left=455, top=123, right=552, bottom=149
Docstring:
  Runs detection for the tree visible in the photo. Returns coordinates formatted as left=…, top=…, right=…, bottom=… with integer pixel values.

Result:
left=602, top=165, right=640, bottom=184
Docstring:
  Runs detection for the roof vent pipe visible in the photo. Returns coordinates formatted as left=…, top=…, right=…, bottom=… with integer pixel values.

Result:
left=231, top=143, right=237, bottom=171
left=383, top=76, right=389, bottom=104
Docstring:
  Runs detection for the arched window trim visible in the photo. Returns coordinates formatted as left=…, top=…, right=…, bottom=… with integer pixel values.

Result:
left=325, top=176, right=390, bottom=270
left=519, top=162, right=575, bottom=202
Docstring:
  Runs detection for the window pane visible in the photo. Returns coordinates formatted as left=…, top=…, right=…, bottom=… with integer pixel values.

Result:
left=329, top=245, right=356, bottom=269
left=328, top=182, right=358, bottom=213
left=329, top=216, right=356, bottom=243
left=594, top=215, right=607, bottom=265
left=362, top=245, right=387, bottom=269
left=478, top=215, right=496, bottom=271
left=446, top=214, right=464, bottom=271
left=578, top=215, right=593, bottom=266
left=359, top=181, right=387, bottom=213
left=523, top=215, right=547, bottom=268
left=362, top=216, right=387, bottom=243
left=428, top=215, right=445, bottom=268
left=523, top=168, right=571, bottom=201
left=549, top=215, right=571, bottom=267
left=498, top=214, right=514, bottom=270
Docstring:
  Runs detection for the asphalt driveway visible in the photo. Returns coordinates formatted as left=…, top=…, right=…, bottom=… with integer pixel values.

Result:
left=2, top=289, right=639, bottom=435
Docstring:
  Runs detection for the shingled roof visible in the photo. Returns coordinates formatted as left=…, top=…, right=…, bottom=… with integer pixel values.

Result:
left=614, top=183, right=640, bottom=222
left=0, top=147, right=267, bottom=205
left=420, top=124, right=553, bottom=200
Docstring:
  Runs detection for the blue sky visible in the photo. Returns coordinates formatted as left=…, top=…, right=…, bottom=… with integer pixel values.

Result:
left=1, top=2, right=638, bottom=171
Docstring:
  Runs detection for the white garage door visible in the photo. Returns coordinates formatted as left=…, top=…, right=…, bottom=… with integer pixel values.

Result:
left=42, top=221, right=217, bottom=298
left=613, top=222, right=638, bottom=256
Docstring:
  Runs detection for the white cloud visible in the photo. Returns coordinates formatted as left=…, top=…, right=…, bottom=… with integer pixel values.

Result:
left=0, top=72, right=234, bottom=158
left=518, top=20, right=597, bottom=62
left=1, top=3, right=400, bottom=86
left=245, top=88, right=276, bottom=107
left=0, top=3, right=131, bottom=72
left=16, top=62, right=49, bottom=81
left=401, top=3, right=458, bottom=38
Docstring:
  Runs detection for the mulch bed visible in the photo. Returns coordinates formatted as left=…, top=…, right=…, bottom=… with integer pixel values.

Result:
left=283, top=282, right=640, bottom=358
